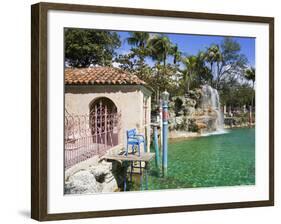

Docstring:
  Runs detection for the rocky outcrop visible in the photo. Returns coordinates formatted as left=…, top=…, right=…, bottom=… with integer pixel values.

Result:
left=65, top=170, right=101, bottom=194
left=90, top=160, right=118, bottom=193
left=169, top=86, right=224, bottom=134
left=65, top=160, right=118, bottom=194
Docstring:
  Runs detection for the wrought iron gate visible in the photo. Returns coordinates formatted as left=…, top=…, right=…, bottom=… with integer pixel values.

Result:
left=65, top=100, right=120, bottom=169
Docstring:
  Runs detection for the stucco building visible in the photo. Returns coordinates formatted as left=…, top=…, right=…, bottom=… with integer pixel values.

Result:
left=64, top=67, right=152, bottom=168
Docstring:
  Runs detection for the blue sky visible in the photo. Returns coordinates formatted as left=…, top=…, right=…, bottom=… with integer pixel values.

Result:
left=115, top=31, right=255, bottom=67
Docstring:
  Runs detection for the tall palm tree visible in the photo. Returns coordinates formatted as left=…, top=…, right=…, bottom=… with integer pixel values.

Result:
left=195, top=51, right=213, bottom=86
left=147, top=35, right=173, bottom=101
left=126, top=32, right=152, bottom=82
left=245, top=67, right=255, bottom=87
left=245, top=66, right=255, bottom=108
left=148, top=35, right=172, bottom=66
left=127, top=32, right=150, bottom=63
left=170, top=44, right=182, bottom=65
left=127, top=32, right=150, bottom=48
left=181, top=55, right=198, bottom=93
left=205, top=44, right=222, bottom=87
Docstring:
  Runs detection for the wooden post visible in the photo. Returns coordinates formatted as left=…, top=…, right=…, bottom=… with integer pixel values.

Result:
left=249, top=105, right=252, bottom=127
left=145, top=162, right=148, bottom=190
left=153, top=125, right=160, bottom=171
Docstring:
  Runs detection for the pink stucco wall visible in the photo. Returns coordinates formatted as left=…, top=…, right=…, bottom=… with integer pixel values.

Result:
left=65, top=85, right=151, bottom=152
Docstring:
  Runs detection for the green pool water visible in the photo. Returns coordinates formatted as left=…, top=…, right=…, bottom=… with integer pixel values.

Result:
left=143, top=128, right=255, bottom=190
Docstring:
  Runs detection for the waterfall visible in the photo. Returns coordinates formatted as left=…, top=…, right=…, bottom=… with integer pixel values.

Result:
left=201, top=85, right=224, bottom=132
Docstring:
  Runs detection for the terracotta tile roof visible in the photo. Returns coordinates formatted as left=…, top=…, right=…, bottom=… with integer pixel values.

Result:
left=65, top=67, right=146, bottom=85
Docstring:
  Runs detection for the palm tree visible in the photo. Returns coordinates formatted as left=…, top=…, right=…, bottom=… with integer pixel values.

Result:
left=127, top=32, right=150, bottom=48
left=181, top=55, right=198, bottom=93
left=205, top=44, right=222, bottom=87
left=170, top=44, right=182, bottom=65
left=244, top=66, right=255, bottom=108
left=127, top=32, right=150, bottom=63
left=245, top=67, right=255, bottom=87
left=126, top=31, right=152, bottom=83
left=147, top=35, right=173, bottom=101
left=195, top=51, right=213, bottom=86
left=148, top=35, right=172, bottom=66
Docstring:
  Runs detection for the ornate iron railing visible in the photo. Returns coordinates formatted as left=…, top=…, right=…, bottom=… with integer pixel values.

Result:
left=64, top=103, right=121, bottom=169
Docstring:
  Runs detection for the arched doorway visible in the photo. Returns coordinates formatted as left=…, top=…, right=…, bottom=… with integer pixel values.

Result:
left=89, top=97, right=119, bottom=148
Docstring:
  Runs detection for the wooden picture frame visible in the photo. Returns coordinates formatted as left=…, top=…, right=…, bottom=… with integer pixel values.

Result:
left=31, top=2, right=274, bottom=221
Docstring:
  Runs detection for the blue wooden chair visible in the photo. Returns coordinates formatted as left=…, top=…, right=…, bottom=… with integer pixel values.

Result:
left=126, top=128, right=146, bottom=156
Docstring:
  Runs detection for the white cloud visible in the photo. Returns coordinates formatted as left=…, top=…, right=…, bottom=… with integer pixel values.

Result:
left=112, top=62, right=121, bottom=68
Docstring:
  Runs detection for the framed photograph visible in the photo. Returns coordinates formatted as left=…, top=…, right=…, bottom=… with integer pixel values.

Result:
left=31, top=2, right=274, bottom=221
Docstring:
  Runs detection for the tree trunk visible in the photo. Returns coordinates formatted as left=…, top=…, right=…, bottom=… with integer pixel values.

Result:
left=250, top=81, right=255, bottom=127
left=249, top=105, right=252, bottom=127
left=216, top=62, right=220, bottom=89
left=210, top=62, right=213, bottom=86
left=163, top=55, right=166, bottom=67
left=251, top=81, right=255, bottom=108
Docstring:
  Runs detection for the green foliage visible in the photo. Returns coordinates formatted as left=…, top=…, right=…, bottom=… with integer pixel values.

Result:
left=65, top=29, right=255, bottom=110
left=244, top=67, right=255, bottom=85
left=220, top=81, right=254, bottom=108
left=181, top=55, right=198, bottom=92
left=148, top=35, right=172, bottom=66
left=170, top=44, right=182, bottom=65
left=221, top=37, right=241, bottom=62
left=120, top=34, right=253, bottom=109
left=65, top=28, right=121, bottom=67
left=126, top=32, right=151, bottom=64
left=127, top=32, right=150, bottom=48
left=205, top=44, right=222, bottom=68
left=244, top=66, right=255, bottom=107
left=191, top=52, right=213, bottom=87
left=114, top=53, right=135, bottom=73
left=202, top=38, right=248, bottom=90
left=180, top=53, right=212, bottom=93
left=150, top=64, right=179, bottom=93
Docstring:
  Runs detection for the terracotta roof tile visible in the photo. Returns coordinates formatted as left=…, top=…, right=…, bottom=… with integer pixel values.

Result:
left=65, top=67, right=146, bottom=85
